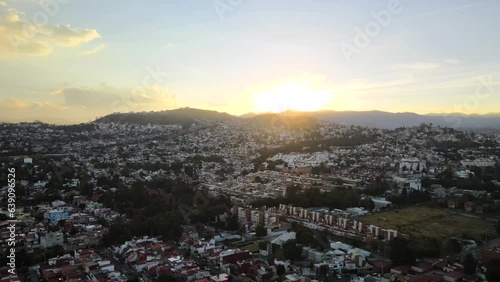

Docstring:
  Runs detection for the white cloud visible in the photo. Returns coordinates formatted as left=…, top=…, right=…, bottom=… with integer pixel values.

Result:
left=79, top=43, right=106, bottom=55
left=47, top=24, right=101, bottom=47
left=0, top=3, right=101, bottom=57
left=395, top=62, right=442, bottom=70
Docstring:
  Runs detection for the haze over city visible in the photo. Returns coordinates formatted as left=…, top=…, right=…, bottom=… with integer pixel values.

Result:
left=1, top=0, right=500, bottom=124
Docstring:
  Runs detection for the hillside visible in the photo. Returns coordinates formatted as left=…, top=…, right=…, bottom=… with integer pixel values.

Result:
left=95, top=107, right=235, bottom=125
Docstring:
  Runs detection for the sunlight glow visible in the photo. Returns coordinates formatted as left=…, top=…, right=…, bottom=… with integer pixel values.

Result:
left=251, top=82, right=333, bottom=113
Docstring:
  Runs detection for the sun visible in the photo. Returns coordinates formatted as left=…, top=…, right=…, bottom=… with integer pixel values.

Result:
left=251, top=82, right=333, bottom=113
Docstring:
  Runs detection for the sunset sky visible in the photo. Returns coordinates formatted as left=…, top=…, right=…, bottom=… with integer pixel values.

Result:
left=1, top=0, right=499, bottom=124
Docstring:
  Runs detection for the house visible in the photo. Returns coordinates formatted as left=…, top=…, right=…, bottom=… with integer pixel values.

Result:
left=447, top=199, right=462, bottom=209
left=464, top=202, right=475, bottom=212
left=344, top=259, right=357, bottom=270
left=443, top=271, right=464, bottom=282
left=40, top=232, right=64, bottom=248
left=391, top=265, right=411, bottom=276
left=371, top=259, right=392, bottom=274
left=411, top=261, right=435, bottom=273
left=209, top=274, right=229, bottom=282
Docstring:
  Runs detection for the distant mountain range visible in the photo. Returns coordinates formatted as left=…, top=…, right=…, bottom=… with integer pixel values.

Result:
left=295, top=110, right=500, bottom=129
left=94, top=108, right=500, bottom=130
left=5, top=108, right=500, bottom=130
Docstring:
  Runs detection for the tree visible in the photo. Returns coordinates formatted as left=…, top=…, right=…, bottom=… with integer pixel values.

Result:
left=226, top=214, right=240, bottom=231
left=496, top=219, right=500, bottom=234
left=463, top=253, right=477, bottom=274
left=361, top=198, right=375, bottom=212
left=402, top=187, right=408, bottom=197
left=276, top=264, right=286, bottom=276
left=283, top=240, right=303, bottom=262
left=318, top=264, right=328, bottom=279
left=441, top=238, right=462, bottom=256
left=297, top=231, right=314, bottom=246
left=256, top=225, right=268, bottom=237
left=486, top=259, right=500, bottom=281
left=390, top=238, right=415, bottom=265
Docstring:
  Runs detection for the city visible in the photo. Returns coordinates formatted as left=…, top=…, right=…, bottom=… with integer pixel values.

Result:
left=1, top=1, right=500, bottom=281
left=1, top=110, right=500, bottom=281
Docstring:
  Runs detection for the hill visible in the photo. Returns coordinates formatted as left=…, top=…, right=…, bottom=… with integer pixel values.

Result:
left=245, top=111, right=318, bottom=130
left=95, top=107, right=235, bottom=125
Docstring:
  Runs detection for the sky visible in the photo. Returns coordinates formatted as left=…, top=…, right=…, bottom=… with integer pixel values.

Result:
left=0, top=0, right=499, bottom=124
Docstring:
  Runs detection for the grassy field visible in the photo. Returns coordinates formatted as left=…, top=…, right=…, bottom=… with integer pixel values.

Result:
left=359, top=206, right=496, bottom=240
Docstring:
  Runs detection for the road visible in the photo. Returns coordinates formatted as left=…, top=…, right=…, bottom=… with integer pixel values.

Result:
left=462, top=238, right=500, bottom=259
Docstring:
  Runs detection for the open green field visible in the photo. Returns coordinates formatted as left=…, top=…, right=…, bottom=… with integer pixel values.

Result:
left=359, top=206, right=496, bottom=240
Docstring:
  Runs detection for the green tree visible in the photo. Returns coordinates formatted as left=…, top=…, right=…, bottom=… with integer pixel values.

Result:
left=297, top=231, right=314, bottom=246
left=390, top=238, right=415, bottom=265
left=226, top=214, right=240, bottom=231
left=463, top=253, right=476, bottom=274
left=486, top=259, right=500, bottom=281
left=256, top=225, right=268, bottom=237
left=441, top=238, right=462, bottom=256
left=283, top=240, right=303, bottom=262
left=361, top=198, right=375, bottom=212
left=276, top=264, right=286, bottom=276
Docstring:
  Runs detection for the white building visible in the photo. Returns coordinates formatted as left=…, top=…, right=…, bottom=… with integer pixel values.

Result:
left=40, top=232, right=64, bottom=248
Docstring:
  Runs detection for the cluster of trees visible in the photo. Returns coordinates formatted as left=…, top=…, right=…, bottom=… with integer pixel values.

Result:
left=255, top=225, right=268, bottom=237
left=97, top=175, right=232, bottom=245
left=388, top=237, right=471, bottom=264
left=104, top=211, right=183, bottom=246
left=394, top=188, right=431, bottom=205
left=389, top=238, right=416, bottom=265
left=486, top=259, right=500, bottom=280
left=294, top=225, right=330, bottom=251
left=282, top=240, right=303, bottom=262
left=421, top=164, right=500, bottom=192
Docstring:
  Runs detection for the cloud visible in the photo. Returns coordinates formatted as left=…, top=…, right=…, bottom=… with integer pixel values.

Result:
left=394, top=59, right=460, bottom=71
left=0, top=97, right=78, bottom=124
left=0, top=3, right=101, bottom=57
left=0, top=97, right=65, bottom=110
left=395, top=62, right=442, bottom=70
left=54, top=84, right=179, bottom=112
left=47, top=24, right=101, bottom=47
left=50, top=88, right=64, bottom=96
left=79, top=43, right=106, bottom=55
left=5, top=97, right=26, bottom=108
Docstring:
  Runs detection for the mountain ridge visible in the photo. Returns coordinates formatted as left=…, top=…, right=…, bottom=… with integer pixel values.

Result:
left=3, top=108, right=500, bottom=129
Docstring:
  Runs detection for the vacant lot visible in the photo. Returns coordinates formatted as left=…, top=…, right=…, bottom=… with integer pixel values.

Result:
left=360, top=206, right=496, bottom=240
